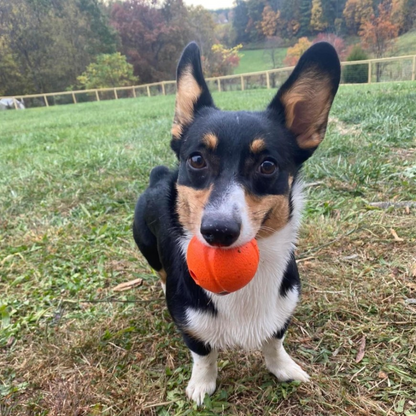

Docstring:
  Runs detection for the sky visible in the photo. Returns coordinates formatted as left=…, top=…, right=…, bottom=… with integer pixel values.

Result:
left=184, top=0, right=234, bottom=10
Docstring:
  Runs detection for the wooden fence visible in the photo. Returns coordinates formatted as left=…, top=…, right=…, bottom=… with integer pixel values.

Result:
left=2, top=54, right=416, bottom=110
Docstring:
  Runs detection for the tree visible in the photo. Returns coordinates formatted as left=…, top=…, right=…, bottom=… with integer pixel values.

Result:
left=77, top=0, right=117, bottom=55
left=260, top=5, right=282, bottom=37
left=343, top=0, right=373, bottom=34
left=312, top=33, right=346, bottom=59
left=298, top=0, right=312, bottom=36
left=76, top=53, right=138, bottom=89
left=283, top=36, right=312, bottom=65
left=111, top=0, right=220, bottom=84
left=359, top=1, right=399, bottom=80
left=321, top=0, right=347, bottom=33
left=0, top=38, right=28, bottom=96
left=203, top=44, right=242, bottom=77
left=188, top=6, right=216, bottom=57
left=245, top=0, right=267, bottom=43
left=343, top=45, right=368, bottom=83
left=400, top=0, right=416, bottom=32
left=310, top=0, right=328, bottom=32
left=0, top=0, right=117, bottom=95
left=264, top=36, right=283, bottom=69
left=111, top=0, right=187, bottom=84
left=232, top=0, right=250, bottom=44
left=281, top=0, right=301, bottom=37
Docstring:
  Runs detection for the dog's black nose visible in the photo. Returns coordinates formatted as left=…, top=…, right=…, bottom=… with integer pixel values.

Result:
left=200, top=218, right=241, bottom=247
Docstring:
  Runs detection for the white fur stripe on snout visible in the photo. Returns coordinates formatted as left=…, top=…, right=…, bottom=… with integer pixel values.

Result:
left=199, top=183, right=254, bottom=248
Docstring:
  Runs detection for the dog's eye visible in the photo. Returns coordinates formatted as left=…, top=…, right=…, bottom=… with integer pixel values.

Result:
left=188, top=153, right=207, bottom=170
left=258, top=159, right=277, bottom=175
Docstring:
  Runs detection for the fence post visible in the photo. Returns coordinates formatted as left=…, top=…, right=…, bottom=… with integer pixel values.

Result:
left=412, top=56, right=416, bottom=81
left=240, top=75, right=244, bottom=91
left=266, top=72, right=270, bottom=89
left=95, top=90, right=100, bottom=101
left=132, top=87, right=136, bottom=98
left=13, top=98, right=18, bottom=110
left=147, top=86, right=151, bottom=97
left=44, top=95, right=49, bottom=107
left=114, top=89, right=118, bottom=99
left=161, top=82, right=166, bottom=96
left=72, top=92, right=77, bottom=104
left=368, top=61, right=372, bottom=84
left=217, top=79, right=221, bottom=92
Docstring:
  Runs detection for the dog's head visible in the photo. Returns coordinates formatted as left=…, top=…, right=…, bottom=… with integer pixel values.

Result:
left=172, top=42, right=340, bottom=248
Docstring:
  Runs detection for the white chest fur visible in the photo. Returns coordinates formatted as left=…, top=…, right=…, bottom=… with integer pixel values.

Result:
left=179, top=181, right=304, bottom=351
left=185, top=225, right=300, bottom=350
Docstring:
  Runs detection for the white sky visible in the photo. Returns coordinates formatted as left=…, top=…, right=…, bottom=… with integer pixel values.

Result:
left=184, top=0, right=234, bottom=10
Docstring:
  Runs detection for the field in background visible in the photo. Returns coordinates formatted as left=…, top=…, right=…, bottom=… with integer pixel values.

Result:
left=234, top=48, right=287, bottom=74
left=234, top=31, right=416, bottom=75
left=395, top=30, right=416, bottom=57
left=1, top=83, right=416, bottom=415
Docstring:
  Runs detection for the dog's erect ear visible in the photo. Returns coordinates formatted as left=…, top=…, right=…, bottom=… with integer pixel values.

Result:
left=268, top=42, right=340, bottom=160
left=171, top=42, right=214, bottom=151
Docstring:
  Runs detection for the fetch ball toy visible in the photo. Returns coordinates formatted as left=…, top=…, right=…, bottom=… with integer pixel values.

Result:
left=186, top=236, right=260, bottom=294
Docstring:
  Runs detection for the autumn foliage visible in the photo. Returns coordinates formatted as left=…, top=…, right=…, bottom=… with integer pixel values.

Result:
left=312, top=33, right=347, bottom=60
left=203, top=44, right=243, bottom=77
left=359, top=1, right=400, bottom=59
left=283, top=37, right=312, bottom=66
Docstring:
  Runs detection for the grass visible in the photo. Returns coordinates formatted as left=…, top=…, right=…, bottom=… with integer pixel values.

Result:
left=234, top=31, right=416, bottom=76
left=395, top=30, right=416, bottom=56
left=1, top=82, right=416, bottom=415
left=234, top=48, right=287, bottom=74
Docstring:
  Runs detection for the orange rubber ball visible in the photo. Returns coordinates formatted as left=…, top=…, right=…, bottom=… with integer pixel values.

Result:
left=186, top=236, right=260, bottom=294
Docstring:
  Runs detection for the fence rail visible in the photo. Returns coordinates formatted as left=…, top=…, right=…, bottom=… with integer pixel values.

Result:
left=1, top=54, right=415, bottom=110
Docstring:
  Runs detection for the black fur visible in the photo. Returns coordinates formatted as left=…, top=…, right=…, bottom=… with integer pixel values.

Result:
left=133, top=41, right=340, bottom=358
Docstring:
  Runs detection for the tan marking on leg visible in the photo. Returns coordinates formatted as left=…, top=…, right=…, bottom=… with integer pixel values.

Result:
left=158, top=268, right=167, bottom=284
left=245, top=193, right=290, bottom=239
left=250, top=138, right=266, bottom=153
left=202, top=133, right=218, bottom=150
left=176, top=184, right=213, bottom=234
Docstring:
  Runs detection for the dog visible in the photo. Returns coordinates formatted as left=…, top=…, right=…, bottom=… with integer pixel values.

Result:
left=133, top=41, right=340, bottom=405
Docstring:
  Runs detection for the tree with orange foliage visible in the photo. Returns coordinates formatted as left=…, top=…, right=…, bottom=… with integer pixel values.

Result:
left=359, top=1, right=399, bottom=81
left=260, top=5, right=282, bottom=37
left=343, top=0, right=373, bottom=34
left=283, top=37, right=312, bottom=66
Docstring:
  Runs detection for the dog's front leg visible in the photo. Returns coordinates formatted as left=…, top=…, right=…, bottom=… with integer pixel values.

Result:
left=262, top=336, right=310, bottom=383
left=186, top=349, right=218, bottom=405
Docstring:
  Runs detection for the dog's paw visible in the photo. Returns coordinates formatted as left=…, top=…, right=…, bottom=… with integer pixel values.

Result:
left=267, top=357, right=310, bottom=383
left=186, top=378, right=216, bottom=405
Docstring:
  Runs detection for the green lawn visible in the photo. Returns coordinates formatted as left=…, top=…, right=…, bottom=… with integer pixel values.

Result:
left=395, top=30, right=416, bottom=56
left=234, top=48, right=287, bottom=74
left=234, top=31, right=416, bottom=76
left=1, top=83, right=416, bottom=415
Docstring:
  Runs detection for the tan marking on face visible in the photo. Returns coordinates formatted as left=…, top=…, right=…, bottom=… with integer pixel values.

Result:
left=173, top=66, right=202, bottom=129
left=158, top=268, right=167, bottom=284
left=245, top=191, right=290, bottom=238
left=176, top=184, right=213, bottom=234
left=280, top=73, right=332, bottom=150
left=171, top=123, right=183, bottom=140
left=250, top=138, right=266, bottom=153
left=202, top=133, right=218, bottom=150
